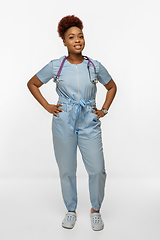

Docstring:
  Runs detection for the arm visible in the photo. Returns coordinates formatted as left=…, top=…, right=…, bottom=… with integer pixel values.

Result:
left=102, top=78, right=117, bottom=110
left=93, top=78, right=117, bottom=119
left=27, top=74, right=63, bottom=116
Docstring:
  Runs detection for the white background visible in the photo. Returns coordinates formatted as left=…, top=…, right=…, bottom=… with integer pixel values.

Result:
left=0, top=0, right=160, bottom=239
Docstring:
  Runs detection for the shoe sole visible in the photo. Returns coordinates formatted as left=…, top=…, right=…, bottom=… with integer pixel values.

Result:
left=91, top=225, right=104, bottom=231
left=91, top=224, right=104, bottom=231
left=62, top=219, right=77, bottom=229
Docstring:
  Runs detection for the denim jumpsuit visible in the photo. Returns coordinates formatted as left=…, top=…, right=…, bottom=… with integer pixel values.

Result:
left=36, top=55, right=112, bottom=211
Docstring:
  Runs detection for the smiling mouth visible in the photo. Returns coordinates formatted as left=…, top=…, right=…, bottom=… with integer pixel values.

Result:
left=74, top=45, right=82, bottom=49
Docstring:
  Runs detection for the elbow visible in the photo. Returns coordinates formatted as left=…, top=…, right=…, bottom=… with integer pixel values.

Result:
left=27, top=79, right=34, bottom=91
left=108, top=82, right=117, bottom=93
left=27, top=80, right=31, bottom=89
left=113, top=84, right=117, bottom=98
left=111, top=80, right=117, bottom=93
left=114, top=83, right=117, bottom=93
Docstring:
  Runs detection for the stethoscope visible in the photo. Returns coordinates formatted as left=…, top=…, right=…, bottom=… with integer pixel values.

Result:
left=53, top=55, right=98, bottom=84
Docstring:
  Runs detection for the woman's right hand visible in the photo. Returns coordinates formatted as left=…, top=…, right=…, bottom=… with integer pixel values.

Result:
left=46, top=103, right=63, bottom=116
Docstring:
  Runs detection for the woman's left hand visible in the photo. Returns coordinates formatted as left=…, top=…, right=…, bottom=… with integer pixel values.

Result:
left=92, top=107, right=105, bottom=120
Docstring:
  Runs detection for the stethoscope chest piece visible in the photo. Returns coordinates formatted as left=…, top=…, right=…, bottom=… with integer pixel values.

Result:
left=53, top=77, right=59, bottom=83
left=87, top=64, right=98, bottom=84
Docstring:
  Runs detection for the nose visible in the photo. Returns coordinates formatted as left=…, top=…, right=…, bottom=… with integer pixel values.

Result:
left=75, top=37, right=80, bottom=43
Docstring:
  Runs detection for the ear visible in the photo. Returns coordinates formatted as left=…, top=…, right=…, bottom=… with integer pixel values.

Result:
left=63, top=38, right=67, bottom=46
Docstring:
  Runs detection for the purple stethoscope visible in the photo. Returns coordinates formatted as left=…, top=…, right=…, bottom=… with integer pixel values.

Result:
left=53, top=55, right=98, bottom=84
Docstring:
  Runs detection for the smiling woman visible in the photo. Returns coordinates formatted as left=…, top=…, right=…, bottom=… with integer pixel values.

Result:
left=62, top=26, right=85, bottom=61
left=27, top=14, right=117, bottom=231
left=57, top=15, right=85, bottom=64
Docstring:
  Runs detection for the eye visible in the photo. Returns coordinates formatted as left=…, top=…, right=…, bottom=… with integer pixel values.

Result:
left=79, top=36, right=84, bottom=38
left=69, top=36, right=74, bottom=39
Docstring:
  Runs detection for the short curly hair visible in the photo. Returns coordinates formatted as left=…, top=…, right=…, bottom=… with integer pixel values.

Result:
left=57, top=15, right=83, bottom=39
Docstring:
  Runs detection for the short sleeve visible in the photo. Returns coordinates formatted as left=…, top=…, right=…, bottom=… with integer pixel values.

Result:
left=97, top=61, right=112, bottom=85
left=36, top=60, right=54, bottom=84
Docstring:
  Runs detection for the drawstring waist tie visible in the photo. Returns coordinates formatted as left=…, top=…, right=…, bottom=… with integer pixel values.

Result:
left=58, top=95, right=96, bottom=133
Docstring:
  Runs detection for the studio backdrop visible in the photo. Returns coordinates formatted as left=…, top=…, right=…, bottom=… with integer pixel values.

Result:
left=0, top=0, right=160, bottom=180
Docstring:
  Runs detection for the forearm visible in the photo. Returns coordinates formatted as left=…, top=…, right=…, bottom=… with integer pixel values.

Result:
left=27, top=83, right=49, bottom=111
left=102, top=86, right=117, bottom=111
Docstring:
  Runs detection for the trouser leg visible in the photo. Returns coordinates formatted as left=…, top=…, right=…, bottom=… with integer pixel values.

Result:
left=78, top=134, right=107, bottom=211
left=52, top=133, right=78, bottom=211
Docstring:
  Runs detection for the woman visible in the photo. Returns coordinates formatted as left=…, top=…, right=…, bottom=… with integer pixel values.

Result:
left=27, top=15, right=117, bottom=231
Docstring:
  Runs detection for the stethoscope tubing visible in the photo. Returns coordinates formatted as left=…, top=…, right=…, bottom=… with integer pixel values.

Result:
left=53, top=56, right=98, bottom=84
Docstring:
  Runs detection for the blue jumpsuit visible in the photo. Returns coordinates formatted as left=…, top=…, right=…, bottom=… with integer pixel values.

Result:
left=36, top=55, right=112, bottom=211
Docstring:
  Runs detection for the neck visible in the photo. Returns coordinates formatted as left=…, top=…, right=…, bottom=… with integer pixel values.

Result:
left=67, top=53, right=84, bottom=64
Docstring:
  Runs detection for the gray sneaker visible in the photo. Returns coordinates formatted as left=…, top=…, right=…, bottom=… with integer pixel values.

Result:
left=90, top=212, right=104, bottom=231
left=62, top=212, right=77, bottom=229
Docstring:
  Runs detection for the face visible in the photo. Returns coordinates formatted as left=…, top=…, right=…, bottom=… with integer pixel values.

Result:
left=63, top=26, right=85, bottom=54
